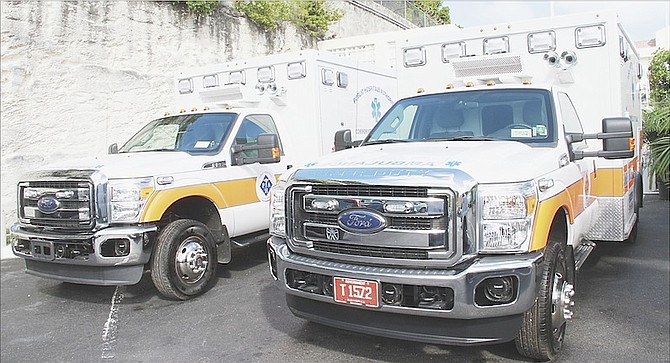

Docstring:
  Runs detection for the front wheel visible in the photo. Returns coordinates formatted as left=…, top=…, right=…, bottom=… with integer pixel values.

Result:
left=151, top=219, right=218, bottom=300
left=515, top=240, right=575, bottom=361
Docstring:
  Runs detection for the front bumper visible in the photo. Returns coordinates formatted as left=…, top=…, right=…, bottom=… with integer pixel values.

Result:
left=10, top=223, right=156, bottom=285
left=268, top=236, right=543, bottom=345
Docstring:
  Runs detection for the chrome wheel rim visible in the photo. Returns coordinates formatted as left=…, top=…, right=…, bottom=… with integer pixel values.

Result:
left=551, top=271, right=574, bottom=347
left=175, top=236, right=209, bottom=284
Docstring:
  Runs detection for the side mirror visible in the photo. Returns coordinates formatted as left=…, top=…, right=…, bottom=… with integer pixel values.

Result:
left=570, top=117, right=634, bottom=160
left=257, top=134, right=281, bottom=164
left=334, top=129, right=353, bottom=152
left=602, top=117, right=634, bottom=156
left=232, top=133, right=281, bottom=165
left=108, top=143, right=118, bottom=154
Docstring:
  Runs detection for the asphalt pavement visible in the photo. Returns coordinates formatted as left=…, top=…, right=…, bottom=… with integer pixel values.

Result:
left=1, top=196, right=668, bottom=363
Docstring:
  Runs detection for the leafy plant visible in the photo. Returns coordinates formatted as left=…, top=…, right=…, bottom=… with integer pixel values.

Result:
left=173, top=1, right=220, bottom=16
left=644, top=96, right=670, bottom=186
left=234, top=0, right=343, bottom=38
left=234, top=0, right=290, bottom=30
left=293, top=1, right=344, bottom=37
left=411, top=0, right=450, bottom=25
left=648, top=48, right=670, bottom=103
left=644, top=48, right=670, bottom=188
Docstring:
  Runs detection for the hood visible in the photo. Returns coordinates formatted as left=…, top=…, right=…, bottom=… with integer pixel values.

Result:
left=292, top=141, right=560, bottom=187
left=37, top=151, right=217, bottom=179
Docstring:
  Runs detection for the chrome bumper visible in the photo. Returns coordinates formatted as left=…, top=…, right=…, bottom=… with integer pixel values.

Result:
left=268, top=236, right=543, bottom=344
left=10, top=223, right=156, bottom=285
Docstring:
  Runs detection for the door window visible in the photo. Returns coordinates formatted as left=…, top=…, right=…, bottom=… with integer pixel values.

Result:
left=231, top=114, right=282, bottom=164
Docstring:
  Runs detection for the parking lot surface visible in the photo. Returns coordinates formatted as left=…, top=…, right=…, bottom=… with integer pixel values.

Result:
left=1, top=196, right=668, bottom=363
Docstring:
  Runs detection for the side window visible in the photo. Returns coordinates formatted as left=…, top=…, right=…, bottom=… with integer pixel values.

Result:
left=557, top=92, right=584, bottom=134
left=368, top=105, right=418, bottom=140
left=231, top=114, right=282, bottom=163
left=557, top=92, right=586, bottom=149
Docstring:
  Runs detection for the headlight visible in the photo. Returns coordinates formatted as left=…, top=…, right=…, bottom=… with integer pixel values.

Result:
left=109, top=178, right=154, bottom=223
left=478, top=181, right=537, bottom=253
left=269, top=181, right=286, bottom=237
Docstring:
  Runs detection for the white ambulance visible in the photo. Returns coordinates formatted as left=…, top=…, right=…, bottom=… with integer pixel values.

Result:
left=269, top=11, right=642, bottom=360
left=9, top=49, right=397, bottom=300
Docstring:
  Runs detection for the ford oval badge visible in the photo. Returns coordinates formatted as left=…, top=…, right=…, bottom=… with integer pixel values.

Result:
left=37, top=196, right=60, bottom=214
left=337, top=209, right=387, bottom=234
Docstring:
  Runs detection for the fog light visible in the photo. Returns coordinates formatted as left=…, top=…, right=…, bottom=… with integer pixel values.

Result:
left=475, top=276, right=518, bottom=306
left=381, top=283, right=401, bottom=305
left=485, top=276, right=515, bottom=303
left=114, top=240, right=129, bottom=256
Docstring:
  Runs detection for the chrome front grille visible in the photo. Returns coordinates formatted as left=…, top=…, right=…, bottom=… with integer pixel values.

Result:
left=289, top=184, right=455, bottom=263
left=19, top=180, right=95, bottom=230
left=305, top=213, right=437, bottom=230
left=310, top=185, right=428, bottom=198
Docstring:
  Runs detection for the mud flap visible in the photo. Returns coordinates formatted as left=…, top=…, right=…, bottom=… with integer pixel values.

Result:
left=216, top=226, right=232, bottom=264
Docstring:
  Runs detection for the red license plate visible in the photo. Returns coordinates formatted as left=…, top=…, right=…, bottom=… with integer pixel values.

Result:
left=333, top=277, right=379, bottom=308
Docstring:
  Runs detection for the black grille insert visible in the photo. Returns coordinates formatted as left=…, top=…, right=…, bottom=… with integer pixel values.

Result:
left=313, top=241, right=429, bottom=259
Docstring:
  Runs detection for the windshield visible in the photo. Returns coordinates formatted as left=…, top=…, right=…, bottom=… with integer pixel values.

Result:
left=364, top=89, right=555, bottom=144
left=119, top=113, right=236, bottom=153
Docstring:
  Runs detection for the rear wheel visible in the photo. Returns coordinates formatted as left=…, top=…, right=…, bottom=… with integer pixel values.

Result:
left=515, top=240, right=575, bottom=361
left=151, top=219, right=217, bottom=300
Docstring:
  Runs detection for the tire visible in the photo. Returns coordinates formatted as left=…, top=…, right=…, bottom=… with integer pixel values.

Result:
left=515, top=240, right=575, bottom=361
left=151, top=219, right=218, bottom=300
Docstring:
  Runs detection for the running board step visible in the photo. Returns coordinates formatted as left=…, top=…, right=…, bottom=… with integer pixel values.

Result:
left=573, top=241, right=596, bottom=271
left=231, top=231, right=270, bottom=248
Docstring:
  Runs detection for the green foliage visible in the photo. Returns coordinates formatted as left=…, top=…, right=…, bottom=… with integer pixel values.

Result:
left=182, top=1, right=220, bottom=16
left=645, top=48, right=670, bottom=185
left=644, top=96, right=670, bottom=185
left=412, top=0, right=450, bottom=25
left=234, top=0, right=343, bottom=38
left=234, top=1, right=290, bottom=30
left=294, top=1, right=344, bottom=37
left=648, top=48, right=670, bottom=103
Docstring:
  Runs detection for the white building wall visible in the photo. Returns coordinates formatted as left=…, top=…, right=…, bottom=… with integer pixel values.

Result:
left=0, top=1, right=410, bottom=242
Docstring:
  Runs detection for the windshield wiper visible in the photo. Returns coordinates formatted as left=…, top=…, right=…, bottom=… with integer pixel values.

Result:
left=123, top=148, right=184, bottom=153
left=363, top=139, right=413, bottom=146
left=427, top=136, right=498, bottom=142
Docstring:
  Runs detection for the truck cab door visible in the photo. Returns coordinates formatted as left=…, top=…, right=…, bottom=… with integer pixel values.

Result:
left=556, top=92, right=597, bottom=238
left=227, top=114, right=288, bottom=236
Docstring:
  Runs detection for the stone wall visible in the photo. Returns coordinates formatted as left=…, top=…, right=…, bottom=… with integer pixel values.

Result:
left=0, top=1, right=408, bottom=234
